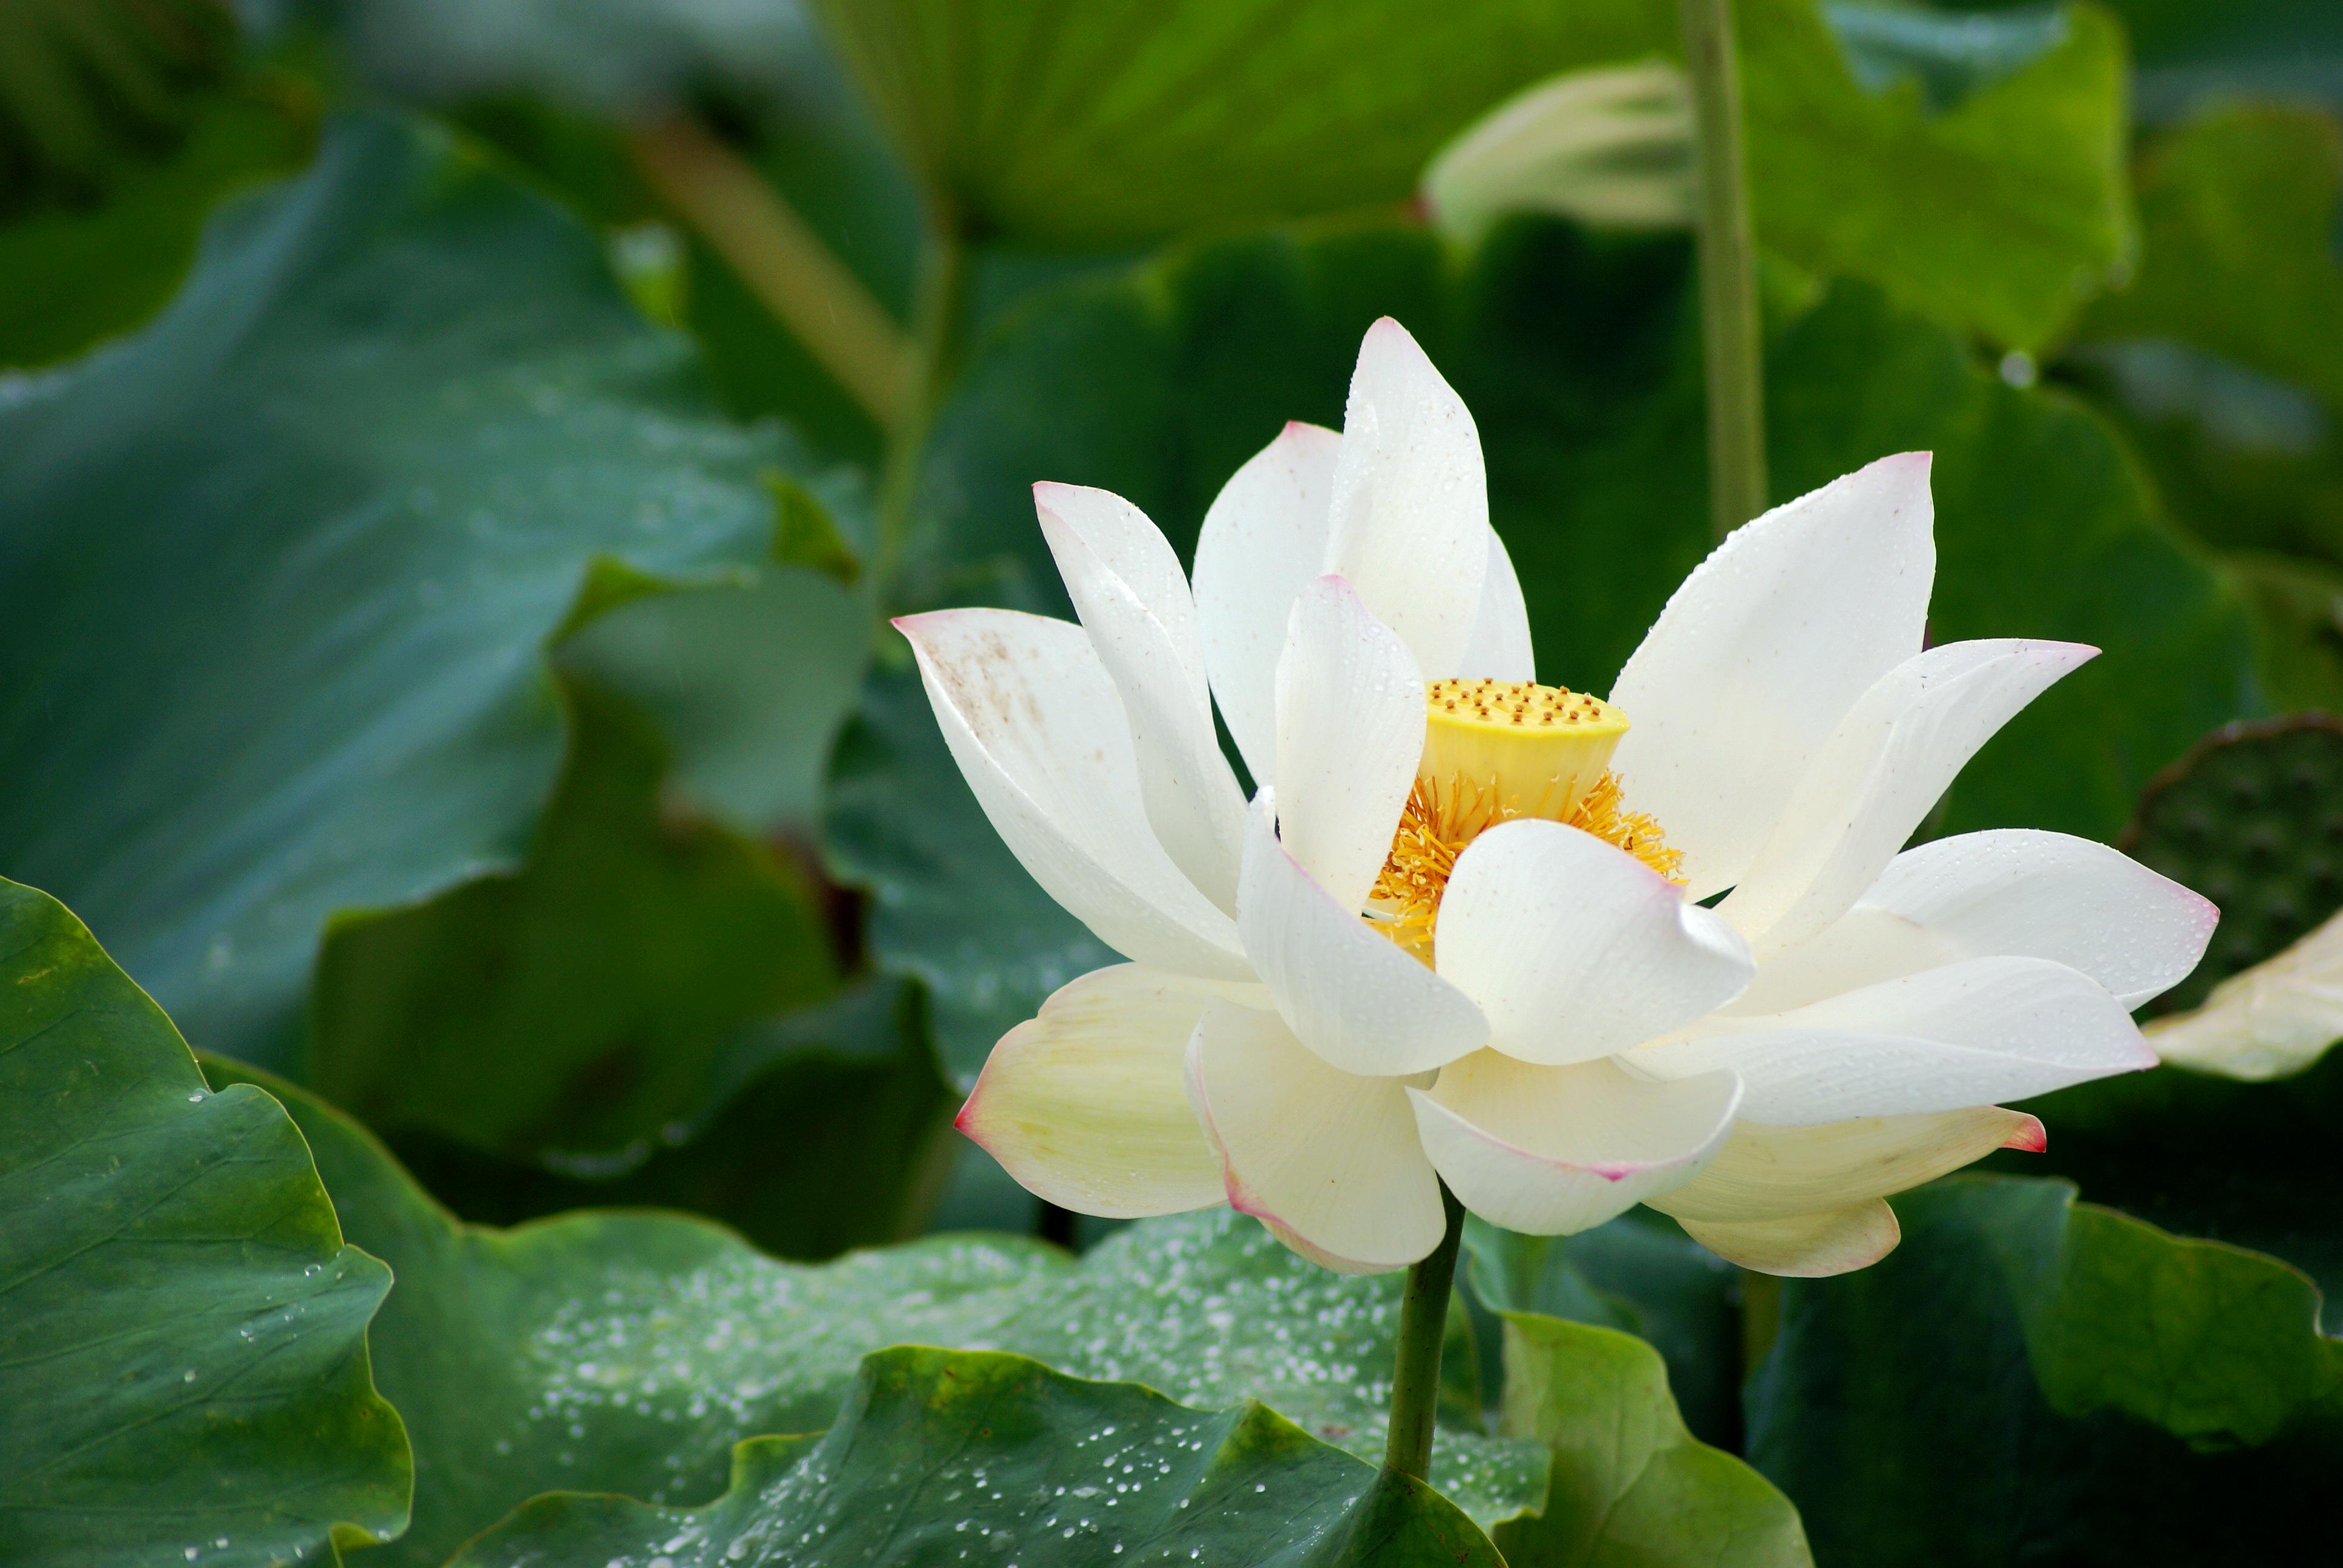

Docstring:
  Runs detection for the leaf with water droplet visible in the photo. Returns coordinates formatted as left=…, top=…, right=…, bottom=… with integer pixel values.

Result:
left=448, top=1348, right=1499, bottom=1568
left=0, top=879, right=410, bottom=1567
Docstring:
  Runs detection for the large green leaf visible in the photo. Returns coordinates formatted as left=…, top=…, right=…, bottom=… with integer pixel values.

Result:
left=0, top=879, right=409, bottom=1567
left=0, top=110, right=868, bottom=1071
left=859, top=215, right=2253, bottom=1065
left=809, top=0, right=2124, bottom=345
left=2004, top=0, right=2343, bottom=122
left=1748, top=1175, right=2343, bottom=1566
left=1496, top=1315, right=1809, bottom=1568
left=201, top=1056, right=1055, bottom=1567
left=451, top=1347, right=1504, bottom=1567
left=205, top=1057, right=1795, bottom=1566
left=2081, top=106, right=2343, bottom=416
left=1751, top=0, right=2131, bottom=347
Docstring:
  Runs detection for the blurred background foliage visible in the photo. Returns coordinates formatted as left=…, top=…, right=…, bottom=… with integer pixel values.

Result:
left=4, top=1, right=2343, bottom=1564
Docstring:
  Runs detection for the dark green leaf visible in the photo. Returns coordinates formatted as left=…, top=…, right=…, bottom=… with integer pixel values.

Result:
left=342, top=0, right=811, bottom=113
left=450, top=1347, right=1504, bottom=1568
left=307, top=680, right=837, bottom=1154
left=2076, top=0, right=2343, bottom=123
left=373, top=978, right=960, bottom=1261
left=1748, top=1175, right=2343, bottom=1567
left=0, top=878, right=409, bottom=1567
left=0, top=69, right=316, bottom=367
left=863, top=216, right=2254, bottom=1049
left=2117, top=714, right=2343, bottom=1012
left=0, top=111, right=866, bottom=1070
left=0, top=0, right=238, bottom=203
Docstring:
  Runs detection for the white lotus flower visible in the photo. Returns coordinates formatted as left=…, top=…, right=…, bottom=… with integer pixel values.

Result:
left=907, top=318, right=2215, bottom=1278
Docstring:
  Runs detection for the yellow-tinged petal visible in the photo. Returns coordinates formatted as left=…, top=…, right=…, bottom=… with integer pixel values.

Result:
left=957, top=965, right=1225, bottom=1219
left=1648, top=1106, right=2041, bottom=1224
left=1679, top=1200, right=1901, bottom=1277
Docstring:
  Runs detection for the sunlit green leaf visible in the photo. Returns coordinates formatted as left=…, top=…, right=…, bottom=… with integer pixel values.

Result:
left=450, top=1347, right=1504, bottom=1568
left=810, top=0, right=2124, bottom=345
left=205, top=1057, right=1780, bottom=1566
left=1498, top=1315, right=1808, bottom=1568
left=0, top=879, right=409, bottom=1567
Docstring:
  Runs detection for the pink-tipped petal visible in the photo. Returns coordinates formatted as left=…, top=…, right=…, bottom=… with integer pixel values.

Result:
left=1857, top=829, right=2220, bottom=1009
left=1650, top=1105, right=2042, bottom=1223
left=1636, top=956, right=2157, bottom=1124
left=1184, top=998, right=1446, bottom=1274
left=1411, top=1054, right=1741, bottom=1235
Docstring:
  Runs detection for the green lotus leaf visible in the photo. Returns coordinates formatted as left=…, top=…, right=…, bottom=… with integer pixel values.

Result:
left=204, top=1053, right=1796, bottom=1566
left=0, top=109, right=870, bottom=1075
left=449, top=1347, right=1504, bottom=1568
left=0, top=878, right=409, bottom=1567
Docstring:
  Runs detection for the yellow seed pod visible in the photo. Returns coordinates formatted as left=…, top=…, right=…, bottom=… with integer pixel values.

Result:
left=1417, top=677, right=1628, bottom=823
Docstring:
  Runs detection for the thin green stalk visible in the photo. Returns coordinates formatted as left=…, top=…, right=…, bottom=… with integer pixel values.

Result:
left=1679, top=0, right=1768, bottom=540
left=629, top=116, right=916, bottom=428
left=874, top=221, right=972, bottom=590
left=1383, top=1183, right=1466, bottom=1481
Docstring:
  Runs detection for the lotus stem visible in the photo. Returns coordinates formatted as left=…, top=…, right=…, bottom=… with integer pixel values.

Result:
left=628, top=115, right=917, bottom=429
left=1383, top=1182, right=1467, bottom=1481
left=874, top=220, right=972, bottom=588
left=1679, top=0, right=1768, bottom=540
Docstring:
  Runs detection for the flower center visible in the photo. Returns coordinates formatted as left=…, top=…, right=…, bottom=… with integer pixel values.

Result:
left=1371, top=678, right=1680, bottom=958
